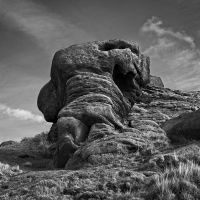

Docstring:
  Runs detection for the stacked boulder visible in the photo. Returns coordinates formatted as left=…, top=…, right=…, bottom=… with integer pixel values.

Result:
left=38, top=39, right=168, bottom=168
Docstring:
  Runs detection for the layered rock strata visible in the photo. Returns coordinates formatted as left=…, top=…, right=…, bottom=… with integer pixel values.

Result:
left=38, top=40, right=168, bottom=168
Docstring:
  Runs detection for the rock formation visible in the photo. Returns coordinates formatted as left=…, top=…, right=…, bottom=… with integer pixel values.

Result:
left=2, top=79, right=200, bottom=199
left=148, top=75, right=164, bottom=88
left=162, top=109, right=200, bottom=143
left=37, top=39, right=155, bottom=168
left=0, top=39, right=189, bottom=199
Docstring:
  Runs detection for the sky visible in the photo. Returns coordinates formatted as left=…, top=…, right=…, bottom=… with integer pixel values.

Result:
left=0, top=0, right=200, bottom=141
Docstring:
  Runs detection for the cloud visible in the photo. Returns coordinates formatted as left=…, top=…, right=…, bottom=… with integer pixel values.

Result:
left=0, top=103, right=45, bottom=123
left=143, top=37, right=176, bottom=57
left=141, top=16, right=195, bottom=48
left=0, top=0, right=95, bottom=54
left=141, top=16, right=200, bottom=91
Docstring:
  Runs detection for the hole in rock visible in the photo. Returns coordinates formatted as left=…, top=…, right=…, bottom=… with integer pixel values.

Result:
left=99, top=41, right=139, bottom=55
left=112, top=64, right=135, bottom=92
left=100, top=42, right=127, bottom=51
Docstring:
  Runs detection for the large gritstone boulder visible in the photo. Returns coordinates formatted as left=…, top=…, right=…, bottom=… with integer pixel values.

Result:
left=38, top=39, right=167, bottom=168
left=162, top=109, right=200, bottom=143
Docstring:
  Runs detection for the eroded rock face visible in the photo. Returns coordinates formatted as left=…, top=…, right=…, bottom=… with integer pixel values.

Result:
left=38, top=39, right=151, bottom=168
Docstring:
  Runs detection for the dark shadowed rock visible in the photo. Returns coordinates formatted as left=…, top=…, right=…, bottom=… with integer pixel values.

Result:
left=161, top=109, right=200, bottom=143
left=148, top=75, right=164, bottom=88
left=37, top=81, right=60, bottom=123
left=47, top=123, right=58, bottom=143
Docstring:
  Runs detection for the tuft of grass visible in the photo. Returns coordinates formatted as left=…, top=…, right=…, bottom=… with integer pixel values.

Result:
left=145, top=161, right=200, bottom=200
left=0, top=162, right=22, bottom=178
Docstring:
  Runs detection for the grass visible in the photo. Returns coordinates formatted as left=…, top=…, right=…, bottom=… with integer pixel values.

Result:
left=145, top=161, right=200, bottom=200
left=0, top=161, right=22, bottom=191
left=1, top=146, right=200, bottom=199
left=0, top=162, right=22, bottom=177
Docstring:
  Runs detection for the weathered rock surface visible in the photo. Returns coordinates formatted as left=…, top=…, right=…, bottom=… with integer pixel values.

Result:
left=37, top=39, right=151, bottom=168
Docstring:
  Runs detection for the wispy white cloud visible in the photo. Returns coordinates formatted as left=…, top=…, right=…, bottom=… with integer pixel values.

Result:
left=0, top=0, right=94, bottom=54
left=141, top=16, right=195, bottom=48
left=141, top=16, right=200, bottom=91
left=0, top=103, right=45, bottom=123
left=143, top=37, right=176, bottom=57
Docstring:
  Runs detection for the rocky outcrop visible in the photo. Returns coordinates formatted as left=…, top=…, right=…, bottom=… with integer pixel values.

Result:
left=37, top=39, right=153, bottom=168
left=38, top=39, right=150, bottom=122
left=148, top=75, right=164, bottom=88
left=2, top=83, right=200, bottom=199
left=38, top=40, right=200, bottom=169
left=162, top=109, right=200, bottom=143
